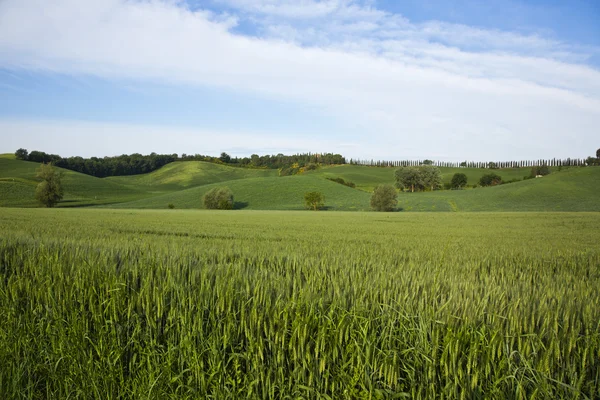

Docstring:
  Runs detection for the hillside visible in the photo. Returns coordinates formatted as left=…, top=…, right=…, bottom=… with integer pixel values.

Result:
left=305, top=164, right=538, bottom=191
left=105, top=161, right=278, bottom=190
left=0, top=158, right=149, bottom=207
left=107, top=175, right=372, bottom=210
left=1, top=156, right=598, bottom=211
left=395, top=167, right=600, bottom=211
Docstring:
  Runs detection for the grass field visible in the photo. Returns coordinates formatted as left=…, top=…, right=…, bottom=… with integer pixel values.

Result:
left=1, top=157, right=598, bottom=211
left=305, top=164, right=537, bottom=192
left=0, top=208, right=599, bottom=398
left=108, top=175, right=372, bottom=210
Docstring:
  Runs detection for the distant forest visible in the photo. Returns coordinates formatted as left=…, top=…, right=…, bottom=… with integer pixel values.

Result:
left=14, top=148, right=345, bottom=178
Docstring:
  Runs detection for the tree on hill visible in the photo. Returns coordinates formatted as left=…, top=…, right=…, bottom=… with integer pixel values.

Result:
left=370, top=184, right=397, bottom=211
left=422, top=159, right=434, bottom=165
left=15, top=148, right=28, bottom=160
left=597, top=148, right=600, bottom=158
left=203, top=187, right=234, bottom=210
left=395, top=167, right=422, bottom=192
left=450, top=173, right=468, bottom=189
left=479, top=173, right=502, bottom=187
left=420, top=165, right=442, bottom=191
left=530, top=164, right=550, bottom=177
left=395, top=165, right=442, bottom=192
left=304, top=191, right=324, bottom=211
left=219, top=152, right=231, bottom=163
left=35, top=163, right=64, bottom=207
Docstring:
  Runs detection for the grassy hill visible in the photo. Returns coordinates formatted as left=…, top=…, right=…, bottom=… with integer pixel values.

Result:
left=106, top=161, right=278, bottom=190
left=306, top=164, right=538, bottom=191
left=1, top=156, right=598, bottom=211
left=107, top=175, right=372, bottom=211
left=0, top=158, right=149, bottom=207
left=394, top=167, right=600, bottom=211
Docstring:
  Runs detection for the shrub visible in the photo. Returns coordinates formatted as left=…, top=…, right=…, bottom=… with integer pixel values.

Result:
left=203, top=187, right=234, bottom=210
left=370, top=184, right=397, bottom=212
left=168, top=203, right=175, bottom=209
left=304, top=191, right=324, bottom=211
left=35, top=163, right=64, bottom=207
left=530, top=164, right=550, bottom=177
left=327, top=177, right=356, bottom=188
left=479, top=173, right=502, bottom=187
left=450, top=173, right=468, bottom=189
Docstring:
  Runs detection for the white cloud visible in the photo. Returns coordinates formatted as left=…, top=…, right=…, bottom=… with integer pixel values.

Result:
left=0, top=0, right=598, bottom=160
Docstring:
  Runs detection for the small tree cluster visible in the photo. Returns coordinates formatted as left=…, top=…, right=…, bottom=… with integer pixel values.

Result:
left=35, top=163, right=64, bottom=207
left=370, top=184, right=397, bottom=211
left=450, top=173, right=468, bottom=189
left=479, top=173, right=502, bottom=187
left=395, top=165, right=442, bottom=192
left=304, top=192, right=324, bottom=211
left=203, top=187, right=234, bottom=210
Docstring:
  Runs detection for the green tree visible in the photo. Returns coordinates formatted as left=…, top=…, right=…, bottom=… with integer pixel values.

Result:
left=219, top=152, right=231, bottom=163
left=370, top=184, right=397, bottom=211
left=450, top=173, right=468, bottom=189
left=15, top=148, right=28, bottom=160
left=597, top=148, right=600, bottom=158
left=35, top=163, right=64, bottom=207
left=203, top=187, right=234, bottom=210
left=479, top=173, right=502, bottom=187
left=422, top=159, right=434, bottom=165
left=419, top=165, right=442, bottom=191
left=304, top=191, right=324, bottom=211
left=530, top=164, right=550, bottom=177
left=395, top=167, right=422, bottom=192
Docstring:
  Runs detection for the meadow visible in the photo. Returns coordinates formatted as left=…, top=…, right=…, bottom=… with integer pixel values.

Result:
left=1, top=208, right=599, bottom=399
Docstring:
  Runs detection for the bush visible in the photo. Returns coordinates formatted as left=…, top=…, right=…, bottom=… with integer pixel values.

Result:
left=479, top=173, right=502, bottom=187
left=530, top=164, right=550, bottom=177
left=203, top=187, right=234, bottom=210
left=370, top=184, right=397, bottom=212
left=327, top=177, right=356, bottom=188
left=168, top=203, right=175, bottom=209
left=450, top=173, right=468, bottom=189
left=304, top=191, right=324, bottom=211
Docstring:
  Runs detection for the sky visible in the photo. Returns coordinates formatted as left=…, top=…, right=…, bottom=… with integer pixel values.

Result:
left=0, top=0, right=599, bottom=161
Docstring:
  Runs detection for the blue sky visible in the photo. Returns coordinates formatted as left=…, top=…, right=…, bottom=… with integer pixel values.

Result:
left=0, top=0, right=598, bottom=160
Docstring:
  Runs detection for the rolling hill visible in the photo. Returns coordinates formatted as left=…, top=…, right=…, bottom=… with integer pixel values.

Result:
left=0, top=158, right=150, bottom=207
left=107, top=175, right=372, bottom=211
left=0, top=156, right=598, bottom=211
left=105, top=161, right=278, bottom=190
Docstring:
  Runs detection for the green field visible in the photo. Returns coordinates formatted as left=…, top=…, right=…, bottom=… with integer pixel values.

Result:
left=1, top=157, right=599, bottom=211
left=1, top=208, right=599, bottom=398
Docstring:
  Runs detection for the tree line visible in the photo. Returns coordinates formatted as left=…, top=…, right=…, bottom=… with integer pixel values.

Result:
left=350, top=158, right=590, bottom=168
left=15, top=149, right=345, bottom=178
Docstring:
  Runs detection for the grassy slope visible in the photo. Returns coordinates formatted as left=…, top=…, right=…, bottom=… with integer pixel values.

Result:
left=396, top=167, right=600, bottom=211
left=306, top=164, right=538, bottom=191
left=105, top=161, right=278, bottom=190
left=108, top=175, right=372, bottom=211
left=0, top=158, right=149, bottom=207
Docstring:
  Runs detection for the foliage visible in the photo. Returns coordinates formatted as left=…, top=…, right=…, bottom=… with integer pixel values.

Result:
left=597, top=148, right=600, bottom=158
left=422, top=159, right=434, bottom=165
left=0, top=210, right=599, bottom=398
left=479, top=173, right=503, bottom=187
left=14, top=148, right=28, bottom=160
left=167, top=203, right=175, bottom=209
left=326, top=177, right=356, bottom=188
left=488, top=162, right=498, bottom=169
left=450, top=173, right=468, bottom=189
left=370, top=184, right=397, bottom=211
left=304, top=191, right=324, bottom=210
left=203, top=187, right=234, bottom=210
left=219, top=152, right=231, bottom=163
left=530, top=164, right=550, bottom=177
left=395, top=165, right=442, bottom=192
left=34, top=163, right=64, bottom=207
